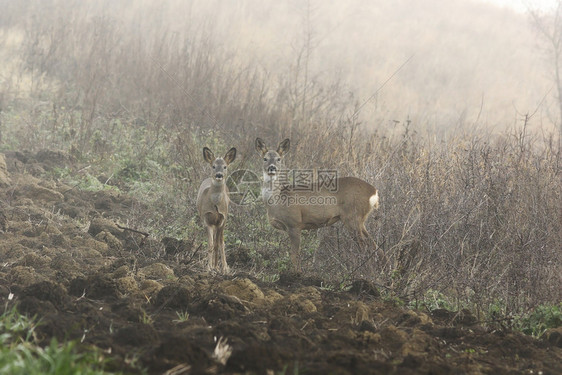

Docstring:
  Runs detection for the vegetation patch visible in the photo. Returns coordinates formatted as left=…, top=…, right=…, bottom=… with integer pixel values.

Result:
left=0, top=306, right=120, bottom=375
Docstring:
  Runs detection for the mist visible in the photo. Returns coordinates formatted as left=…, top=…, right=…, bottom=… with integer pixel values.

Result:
left=0, top=0, right=555, bottom=136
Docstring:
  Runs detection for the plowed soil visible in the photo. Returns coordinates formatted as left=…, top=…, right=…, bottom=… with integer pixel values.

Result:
left=0, top=151, right=561, bottom=374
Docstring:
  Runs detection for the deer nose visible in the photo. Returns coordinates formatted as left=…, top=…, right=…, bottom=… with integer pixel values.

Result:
left=215, top=172, right=224, bottom=180
left=268, top=165, right=277, bottom=174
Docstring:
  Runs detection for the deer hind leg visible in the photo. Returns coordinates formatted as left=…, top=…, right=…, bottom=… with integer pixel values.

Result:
left=358, top=217, right=378, bottom=249
left=361, top=223, right=387, bottom=265
left=216, top=225, right=229, bottom=274
left=355, top=215, right=389, bottom=270
left=342, top=215, right=369, bottom=250
left=287, top=227, right=302, bottom=272
left=342, top=215, right=385, bottom=269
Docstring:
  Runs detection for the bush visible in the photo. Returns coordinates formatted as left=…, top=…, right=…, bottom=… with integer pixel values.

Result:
left=516, top=303, right=562, bottom=337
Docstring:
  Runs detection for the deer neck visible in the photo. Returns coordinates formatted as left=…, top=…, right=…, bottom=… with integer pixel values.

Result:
left=209, top=179, right=227, bottom=206
left=262, top=171, right=279, bottom=202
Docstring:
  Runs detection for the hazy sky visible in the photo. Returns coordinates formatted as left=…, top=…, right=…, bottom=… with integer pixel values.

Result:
left=483, top=0, right=557, bottom=12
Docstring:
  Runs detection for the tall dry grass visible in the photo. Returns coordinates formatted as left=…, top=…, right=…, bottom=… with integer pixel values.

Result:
left=306, top=120, right=561, bottom=315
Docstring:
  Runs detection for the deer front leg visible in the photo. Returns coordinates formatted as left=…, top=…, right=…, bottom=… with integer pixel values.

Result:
left=287, top=227, right=302, bottom=272
left=207, top=226, right=216, bottom=271
left=216, top=225, right=229, bottom=274
left=212, top=226, right=221, bottom=271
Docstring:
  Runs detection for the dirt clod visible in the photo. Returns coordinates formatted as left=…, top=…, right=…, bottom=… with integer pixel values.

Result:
left=161, top=236, right=192, bottom=256
left=219, top=278, right=265, bottom=305
left=139, top=263, right=176, bottom=281
left=544, top=327, right=562, bottom=347
left=349, top=278, right=380, bottom=298
left=114, top=323, right=159, bottom=347
left=88, top=217, right=124, bottom=238
left=154, top=285, right=191, bottom=309
left=22, top=280, right=68, bottom=306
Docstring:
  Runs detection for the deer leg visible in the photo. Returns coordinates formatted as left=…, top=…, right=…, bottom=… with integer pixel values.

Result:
left=357, top=225, right=368, bottom=250
left=343, top=217, right=384, bottom=271
left=359, top=224, right=374, bottom=250
left=360, top=222, right=388, bottom=270
left=213, top=226, right=221, bottom=270
left=287, top=227, right=302, bottom=272
left=207, top=226, right=215, bottom=271
left=342, top=216, right=367, bottom=250
left=217, top=225, right=229, bottom=274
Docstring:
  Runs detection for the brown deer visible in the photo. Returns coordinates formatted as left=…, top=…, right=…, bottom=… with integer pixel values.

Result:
left=255, top=138, right=381, bottom=271
left=197, top=146, right=237, bottom=273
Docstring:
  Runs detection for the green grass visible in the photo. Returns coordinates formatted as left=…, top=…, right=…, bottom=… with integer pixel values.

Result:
left=515, top=303, right=562, bottom=337
left=0, top=305, right=122, bottom=375
left=407, top=289, right=455, bottom=311
left=406, top=292, right=562, bottom=339
left=50, top=166, right=119, bottom=193
left=173, top=310, right=190, bottom=323
left=138, top=308, right=154, bottom=325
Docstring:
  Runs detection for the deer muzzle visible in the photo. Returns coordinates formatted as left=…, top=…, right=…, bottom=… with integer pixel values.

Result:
left=267, top=165, right=277, bottom=176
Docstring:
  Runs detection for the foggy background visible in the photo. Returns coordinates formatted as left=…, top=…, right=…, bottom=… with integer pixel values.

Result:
left=0, top=0, right=557, bottom=137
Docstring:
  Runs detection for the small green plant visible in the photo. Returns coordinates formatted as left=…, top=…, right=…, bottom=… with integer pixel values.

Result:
left=173, top=311, right=190, bottom=323
left=382, top=291, right=405, bottom=307
left=487, top=299, right=507, bottom=318
left=139, top=309, right=154, bottom=325
left=259, top=273, right=280, bottom=283
left=410, top=289, right=455, bottom=311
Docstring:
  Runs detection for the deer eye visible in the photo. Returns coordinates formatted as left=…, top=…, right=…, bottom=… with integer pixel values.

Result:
left=212, top=166, right=216, bottom=169
left=223, top=166, right=226, bottom=170
left=263, top=157, right=267, bottom=161
left=277, top=158, right=281, bottom=162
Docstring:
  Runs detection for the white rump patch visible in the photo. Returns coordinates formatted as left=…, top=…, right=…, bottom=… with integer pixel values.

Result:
left=369, top=192, right=379, bottom=209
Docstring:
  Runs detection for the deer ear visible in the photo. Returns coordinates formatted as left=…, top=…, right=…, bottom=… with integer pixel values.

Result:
left=224, top=147, right=237, bottom=165
left=203, top=147, right=215, bottom=164
left=277, top=138, right=290, bottom=156
left=255, top=138, right=268, bottom=156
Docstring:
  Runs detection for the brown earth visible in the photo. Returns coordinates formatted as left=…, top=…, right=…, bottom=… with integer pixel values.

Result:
left=0, top=151, right=561, bottom=375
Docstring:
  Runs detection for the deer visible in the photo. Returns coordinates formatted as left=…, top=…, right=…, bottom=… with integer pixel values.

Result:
left=255, top=137, right=381, bottom=272
left=196, top=146, right=237, bottom=273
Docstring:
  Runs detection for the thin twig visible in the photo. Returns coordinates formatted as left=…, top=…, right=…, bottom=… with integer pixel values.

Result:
left=115, top=223, right=149, bottom=237
left=115, top=223, right=149, bottom=246
left=184, top=243, right=203, bottom=265
left=346, top=54, right=415, bottom=121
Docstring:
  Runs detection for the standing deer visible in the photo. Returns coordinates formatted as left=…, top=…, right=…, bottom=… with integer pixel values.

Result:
left=197, top=146, right=237, bottom=273
left=255, top=138, right=381, bottom=271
